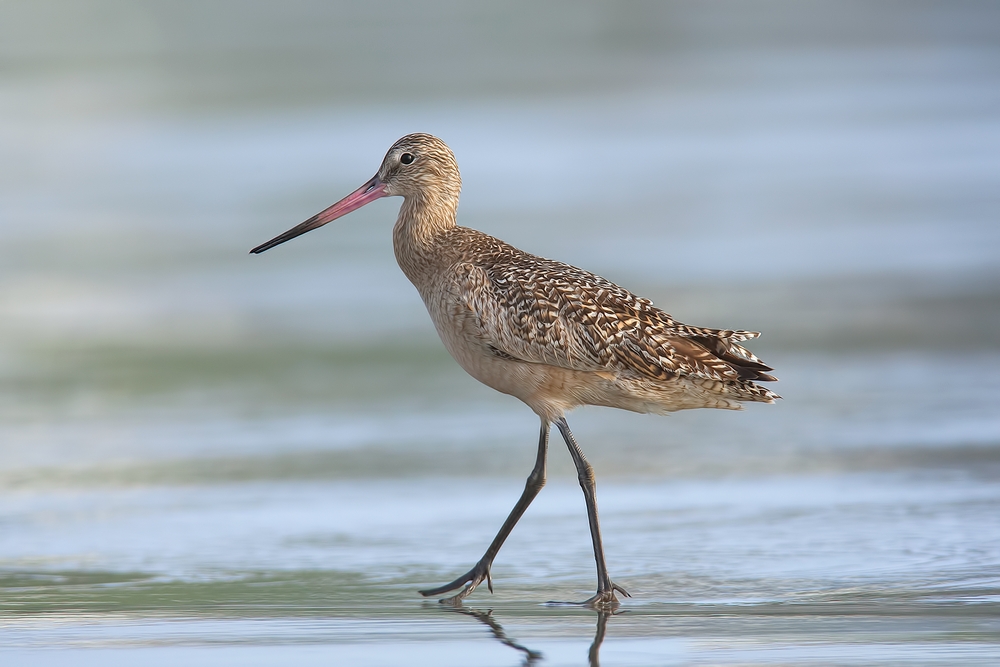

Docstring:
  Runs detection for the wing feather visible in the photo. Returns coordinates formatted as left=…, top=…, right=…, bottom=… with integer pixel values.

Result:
left=452, top=248, right=776, bottom=387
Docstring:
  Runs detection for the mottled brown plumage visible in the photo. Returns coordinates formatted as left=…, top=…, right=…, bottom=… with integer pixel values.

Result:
left=443, top=230, right=777, bottom=408
left=252, top=132, right=778, bottom=609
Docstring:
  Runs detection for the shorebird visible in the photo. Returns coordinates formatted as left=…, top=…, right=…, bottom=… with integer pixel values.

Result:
left=251, top=133, right=778, bottom=608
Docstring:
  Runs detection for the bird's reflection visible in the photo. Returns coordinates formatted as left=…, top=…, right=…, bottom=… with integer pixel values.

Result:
left=445, top=606, right=543, bottom=666
left=588, top=610, right=610, bottom=667
left=437, top=604, right=617, bottom=667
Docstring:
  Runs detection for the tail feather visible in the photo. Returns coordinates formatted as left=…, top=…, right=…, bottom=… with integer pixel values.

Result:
left=687, top=334, right=777, bottom=383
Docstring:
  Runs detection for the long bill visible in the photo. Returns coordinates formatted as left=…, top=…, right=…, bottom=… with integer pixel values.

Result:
left=250, top=175, right=387, bottom=254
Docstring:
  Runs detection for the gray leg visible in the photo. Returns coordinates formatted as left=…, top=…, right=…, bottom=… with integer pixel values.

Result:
left=420, top=419, right=550, bottom=603
left=555, top=417, right=629, bottom=607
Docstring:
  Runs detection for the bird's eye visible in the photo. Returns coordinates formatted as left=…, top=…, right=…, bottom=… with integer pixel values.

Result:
left=400, top=152, right=415, bottom=165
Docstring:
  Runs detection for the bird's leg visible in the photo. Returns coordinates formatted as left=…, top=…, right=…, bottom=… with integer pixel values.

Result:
left=555, top=417, right=630, bottom=609
left=420, top=420, right=550, bottom=604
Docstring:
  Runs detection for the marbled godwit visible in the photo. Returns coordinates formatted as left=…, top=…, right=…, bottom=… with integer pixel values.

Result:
left=251, top=133, right=778, bottom=608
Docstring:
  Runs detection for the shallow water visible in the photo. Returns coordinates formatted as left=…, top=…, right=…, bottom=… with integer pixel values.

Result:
left=2, top=1, right=1000, bottom=665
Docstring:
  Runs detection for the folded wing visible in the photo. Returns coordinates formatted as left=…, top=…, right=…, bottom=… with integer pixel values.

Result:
left=453, top=248, right=778, bottom=394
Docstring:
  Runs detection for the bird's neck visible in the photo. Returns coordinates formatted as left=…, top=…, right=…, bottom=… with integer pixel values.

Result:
left=392, top=192, right=459, bottom=286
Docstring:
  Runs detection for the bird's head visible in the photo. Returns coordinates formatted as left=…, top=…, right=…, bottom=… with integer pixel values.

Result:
left=377, top=133, right=461, bottom=202
left=250, top=133, right=460, bottom=254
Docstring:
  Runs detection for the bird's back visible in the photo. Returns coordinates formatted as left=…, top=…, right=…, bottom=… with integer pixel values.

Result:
left=413, top=226, right=779, bottom=417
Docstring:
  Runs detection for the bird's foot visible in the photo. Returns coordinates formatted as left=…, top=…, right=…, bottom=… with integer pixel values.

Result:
left=547, top=582, right=630, bottom=610
left=419, top=559, right=494, bottom=606
left=583, top=582, right=631, bottom=610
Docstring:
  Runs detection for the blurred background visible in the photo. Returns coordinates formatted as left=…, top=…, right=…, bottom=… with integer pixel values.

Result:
left=2, top=1, right=999, bottom=664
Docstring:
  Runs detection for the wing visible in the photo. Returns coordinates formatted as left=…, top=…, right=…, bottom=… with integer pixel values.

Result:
left=453, top=250, right=776, bottom=387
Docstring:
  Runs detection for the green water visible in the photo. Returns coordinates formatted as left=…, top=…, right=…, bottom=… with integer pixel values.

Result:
left=2, top=1, right=1000, bottom=664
